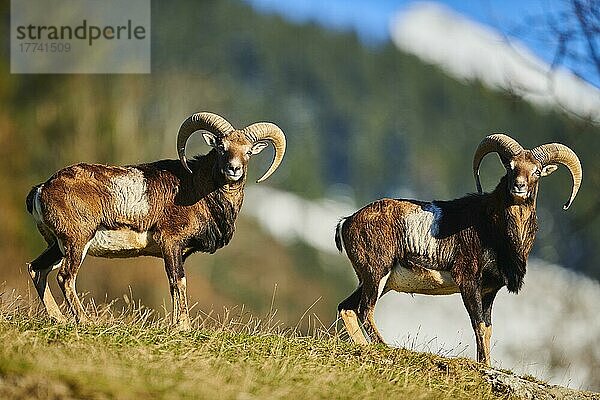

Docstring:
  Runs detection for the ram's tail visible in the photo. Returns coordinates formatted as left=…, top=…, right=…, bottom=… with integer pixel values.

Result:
left=26, top=185, right=42, bottom=214
left=335, top=217, right=347, bottom=254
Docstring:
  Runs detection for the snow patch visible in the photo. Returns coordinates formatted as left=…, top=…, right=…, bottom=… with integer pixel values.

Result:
left=390, top=2, right=600, bottom=121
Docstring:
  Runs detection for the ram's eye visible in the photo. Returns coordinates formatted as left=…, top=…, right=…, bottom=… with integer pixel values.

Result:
left=534, top=169, right=541, bottom=177
left=246, top=150, right=253, bottom=156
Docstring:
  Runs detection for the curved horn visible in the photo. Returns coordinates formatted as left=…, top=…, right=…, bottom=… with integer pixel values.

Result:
left=473, top=134, right=524, bottom=193
left=242, top=122, right=287, bottom=183
left=177, top=112, right=235, bottom=173
left=531, top=143, right=582, bottom=210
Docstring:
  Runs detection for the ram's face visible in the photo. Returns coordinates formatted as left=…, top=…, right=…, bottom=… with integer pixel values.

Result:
left=505, top=152, right=557, bottom=203
left=203, top=131, right=268, bottom=182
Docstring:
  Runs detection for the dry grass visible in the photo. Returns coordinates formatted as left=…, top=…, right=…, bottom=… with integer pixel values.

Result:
left=0, top=291, right=512, bottom=400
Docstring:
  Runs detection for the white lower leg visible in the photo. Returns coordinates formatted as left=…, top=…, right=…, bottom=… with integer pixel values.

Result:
left=340, top=310, right=369, bottom=345
left=28, top=263, right=66, bottom=322
left=174, top=277, right=191, bottom=330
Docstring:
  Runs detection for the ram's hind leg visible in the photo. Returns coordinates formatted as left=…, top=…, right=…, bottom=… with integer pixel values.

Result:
left=356, top=272, right=388, bottom=344
left=56, top=240, right=91, bottom=324
left=28, top=242, right=66, bottom=322
left=338, top=286, right=369, bottom=345
left=339, top=259, right=390, bottom=345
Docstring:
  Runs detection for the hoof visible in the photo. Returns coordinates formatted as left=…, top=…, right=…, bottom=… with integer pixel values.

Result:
left=49, top=313, right=68, bottom=323
left=74, top=313, right=92, bottom=325
left=173, top=317, right=192, bottom=332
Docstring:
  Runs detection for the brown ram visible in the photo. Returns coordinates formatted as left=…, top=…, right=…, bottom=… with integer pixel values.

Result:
left=26, top=112, right=286, bottom=329
left=336, top=134, right=581, bottom=366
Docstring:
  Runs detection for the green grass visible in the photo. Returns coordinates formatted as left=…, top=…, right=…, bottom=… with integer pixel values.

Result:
left=0, top=294, right=512, bottom=400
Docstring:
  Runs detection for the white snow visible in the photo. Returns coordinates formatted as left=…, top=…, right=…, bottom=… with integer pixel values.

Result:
left=389, top=2, right=600, bottom=122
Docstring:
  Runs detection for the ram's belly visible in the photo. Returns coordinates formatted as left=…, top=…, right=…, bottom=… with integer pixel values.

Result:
left=87, top=228, right=160, bottom=258
left=385, top=265, right=459, bottom=295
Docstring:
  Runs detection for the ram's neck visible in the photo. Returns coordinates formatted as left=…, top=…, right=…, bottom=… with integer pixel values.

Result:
left=217, top=178, right=246, bottom=216
left=504, top=203, right=537, bottom=255
left=488, top=179, right=538, bottom=293
left=187, top=171, right=245, bottom=253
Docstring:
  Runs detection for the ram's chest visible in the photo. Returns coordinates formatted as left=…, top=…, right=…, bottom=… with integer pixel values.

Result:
left=183, top=217, right=237, bottom=255
left=87, top=228, right=160, bottom=258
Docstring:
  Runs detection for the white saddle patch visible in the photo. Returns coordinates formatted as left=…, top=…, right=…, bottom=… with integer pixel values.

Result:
left=402, top=203, right=442, bottom=256
left=384, top=264, right=459, bottom=296
left=110, top=168, right=150, bottom=220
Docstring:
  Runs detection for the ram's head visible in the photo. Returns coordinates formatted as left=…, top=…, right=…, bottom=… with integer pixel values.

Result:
left=473, top=134, right=582, bottom=209
left=177, top=112, right=286, bottom=183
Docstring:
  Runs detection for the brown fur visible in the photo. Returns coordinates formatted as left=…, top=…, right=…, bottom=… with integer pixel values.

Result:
left=27, top=132, right=264, bottom=329
left=337, top=152, right=548, bottom=366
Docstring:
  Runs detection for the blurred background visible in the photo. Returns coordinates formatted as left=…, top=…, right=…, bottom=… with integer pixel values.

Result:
left=1, top=0, right=599, bottom=391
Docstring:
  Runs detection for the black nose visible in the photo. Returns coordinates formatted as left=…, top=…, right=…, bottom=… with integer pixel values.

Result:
left=515, top=181, right=526, bottom=190
left=227, top=165, right=241, bottom=174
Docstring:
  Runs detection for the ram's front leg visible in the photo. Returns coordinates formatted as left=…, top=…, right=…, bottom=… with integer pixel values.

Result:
left=459, top=280, right=491, bottom=366
left=162, top=243, right=191, bottom=331
left=480, top=287, right=500, bottom=366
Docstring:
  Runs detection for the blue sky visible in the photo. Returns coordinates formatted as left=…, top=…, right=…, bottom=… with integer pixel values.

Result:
left=246, top=0, right=553, bottom=43
left=245, top=0, right=595, bottom=85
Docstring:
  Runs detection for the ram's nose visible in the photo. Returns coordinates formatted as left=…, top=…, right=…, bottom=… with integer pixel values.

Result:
left=511, top=180, right=528, bottom=198
left=224, top=164, right=243, bottom=181
left=227, top=165, right=241, bottom=174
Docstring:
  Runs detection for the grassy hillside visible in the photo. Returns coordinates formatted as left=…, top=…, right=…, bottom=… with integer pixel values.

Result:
left=4, top=298, right=598, bottom=399
left=0, top=301, right=511, bottom=400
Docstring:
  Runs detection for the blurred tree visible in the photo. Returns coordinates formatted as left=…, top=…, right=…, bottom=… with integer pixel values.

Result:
left=2, top=0, right=600, bottom=317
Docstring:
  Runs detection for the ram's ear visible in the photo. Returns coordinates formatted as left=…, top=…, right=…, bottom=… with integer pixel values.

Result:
left=250, top=140, right=269, bottom=155
left=502, top=159, right=515, bottom=171
left=202, top=132, right=218, bottom=148
left=541, top=164, right=558, bottom=177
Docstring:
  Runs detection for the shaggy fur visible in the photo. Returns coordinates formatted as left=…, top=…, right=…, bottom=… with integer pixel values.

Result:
left=27, top=145, right=257, bottom=327
left=337, top=166, right=541, bottom=366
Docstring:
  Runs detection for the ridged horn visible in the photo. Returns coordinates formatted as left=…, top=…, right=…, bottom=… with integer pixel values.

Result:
left=473, top=134, right=524, bottom=193
left=242, top=122, right=286, bottom=183
left=176, top=112, right=235, bottom=174
left=531, top=143, right=582, bottom=210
